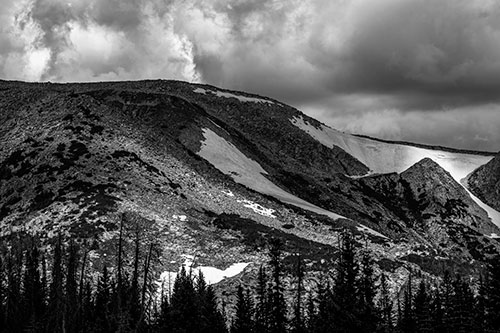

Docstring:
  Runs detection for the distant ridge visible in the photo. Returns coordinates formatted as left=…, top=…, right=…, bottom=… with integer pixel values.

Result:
left=354, top=134, right=497, bottom=156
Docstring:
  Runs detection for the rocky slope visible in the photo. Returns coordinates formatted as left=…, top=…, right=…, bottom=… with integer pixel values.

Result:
left=468, top=153, right=500, bottom=211
left=0, top=79, right=499, bottom=296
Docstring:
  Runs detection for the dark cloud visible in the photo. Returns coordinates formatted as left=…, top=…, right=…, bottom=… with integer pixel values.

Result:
left=0, top=0, right=499, bottom=150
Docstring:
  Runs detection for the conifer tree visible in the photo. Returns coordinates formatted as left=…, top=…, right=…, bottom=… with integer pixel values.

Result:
left=474, top=275, right=486, bottom=333
left=0, top=256, right=3, bottom=331
left=206, top=285, right=228, bottom=333
left=430, top=285, right=444, bottom=333
left=291, top=254, right=305, bottom=333
left=22, top=242, right=45, bottom=330
left=95, top=266, right=111, bottom=332
left=4, top=245, right=23, bottom=332
left=358, top=250, right=378, bottom=333
left=451, top=276, right=474, bottom=333
left=378, top=273, right=393, bottom=332
left=170, top=266, right=200, bottom=332
left=304, top=292, right=316, bottom=332
left=48, top=237, right=64, bottom=332
left=65, top=240, right=79, bottom=332
left=334, top=231, right=359, bottom=332
left=484, top=256, right=500, bottom=331
left=398, top=273, right=415, bottom=333
left=413, top=280, right=432, bottom=333
left=129, top=222, right=142, bottom=329
left=441, top=271, right=454, bottom=333
left=255, top=265, right=270, bottom=333
left=232, top=285, right=254, bottom=333
left=268, top=238, right=287, bottom=333
left=314, top=281, right=336, bottom=333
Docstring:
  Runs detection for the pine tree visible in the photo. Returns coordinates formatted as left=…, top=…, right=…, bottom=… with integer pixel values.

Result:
left=22, top=242, right=45, bottom=330
left=484, top=256, right=500, bottom=331
left=430, top=285, right=444, bottom=333
left=198, top=271, right=226, bottom=333
left=474, top=275, right=486, bottom=333
left=0, top=256, right=3, bottom=332
left=82, top=281, right=94, bottom=332
left=291, top=254, right=305, bottom=333
left=358, top=250, right=378, bottom=333
left=451, top=276, right=474, bottom=333
left=170, top=266, right=200, bottom=332
left=305, top=292, right=316, bottom=332
left=441, top=271, right=455, bottom=333
left=95, top=266, right=111, bottom=332
left=129, top=223, right=142, bottom=329
left=48, top=236, right=64, bottom=332
left=255, top=265, right=270, bottom=333
left=378, top=273, right=393, bottom=332
left=268, top=238, right=287, bottom=333
left=4, top=243, right=23, bottom=332
left=315, top=281, right=336, bottom=333
left=398, top=273, right=415, bottom=333
left=65, top=240, right=79, bottom=332
left=334, top=231, right=360, bottom=332
left=232, top=285, right=254, bottom=333
left=413, top=280, right=432, bottom=333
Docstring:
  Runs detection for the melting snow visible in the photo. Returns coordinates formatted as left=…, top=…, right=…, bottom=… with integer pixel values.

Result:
left=198, top=128, right=345, bottom=220
left=237, top=199, right=276, bottom=218
left=357, top=224, right=388, bottom=239
left=193, top=87, right=274, bottom=104
left=291, top=116, right=500, bottom=228
left=173, top=215, right=187, bottom=222
left=222, top=190, right=235, bottom=197
left=159, top=255, right=250, bottom=286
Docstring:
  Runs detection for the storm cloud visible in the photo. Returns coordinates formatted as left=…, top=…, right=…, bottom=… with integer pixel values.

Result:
left=1, top=0, right=500, bottom=151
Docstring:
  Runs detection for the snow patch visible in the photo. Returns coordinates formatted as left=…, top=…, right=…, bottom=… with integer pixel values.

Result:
left=291, top=116, right=500, bottom=227
left=193, top=87, right=274, bottom=104
left=198, top=128, right=346, bottom=221
left=357, top=224, right=388, bottom=239
left=159, top=255, right=250, bottom=286
left=222, top=190, right=235, bottom=197
left=291, top=116, right=493, bottom=181
left=237, top=199, right=276, bottom=218
left=173, top=214, right=187, bottom=222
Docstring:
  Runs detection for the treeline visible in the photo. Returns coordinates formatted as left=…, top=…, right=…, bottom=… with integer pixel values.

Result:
left=1, top=230, right=500, bottom=332
left=231, top=234, right=500, bottom=333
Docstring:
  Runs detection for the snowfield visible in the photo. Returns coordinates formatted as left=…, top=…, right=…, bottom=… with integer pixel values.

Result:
left=198, top=128, right=345, bottom=220
left=193, top=88, right=274, bottom=104
left=197, top=128, right=385, bottom=238
left=291, top=116, right=500, bottom=228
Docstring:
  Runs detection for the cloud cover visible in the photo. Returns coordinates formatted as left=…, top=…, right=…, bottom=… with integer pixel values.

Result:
left=1, top=0, right=500, bottom=151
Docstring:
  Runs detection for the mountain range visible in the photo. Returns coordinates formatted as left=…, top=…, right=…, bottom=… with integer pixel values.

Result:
left=0, top=79, right=499, bottom=294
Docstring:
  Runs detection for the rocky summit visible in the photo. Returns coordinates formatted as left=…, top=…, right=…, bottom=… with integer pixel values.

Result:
left=1, top=79, right=499, bottom=296
left=468, top=152, right=500, bottom=212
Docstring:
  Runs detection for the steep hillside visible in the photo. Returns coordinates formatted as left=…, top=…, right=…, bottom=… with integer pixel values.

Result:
left=467, top=153, right=500, bottom=211
left=357, top=159, right=498, bottom=259
left=0, top=79, right=499, bottom=296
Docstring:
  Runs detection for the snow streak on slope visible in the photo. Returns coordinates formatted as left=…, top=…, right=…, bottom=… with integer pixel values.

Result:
left=198, top=128, right=346, bottom=220
left=159, top=255, right=250, bottom=286
left=291, top=116, right=500, bottom=228
left=193, top=88, right=274, bottom=104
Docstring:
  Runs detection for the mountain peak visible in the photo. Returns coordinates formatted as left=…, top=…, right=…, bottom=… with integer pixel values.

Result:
left=468, top=152, right=500, bottom=211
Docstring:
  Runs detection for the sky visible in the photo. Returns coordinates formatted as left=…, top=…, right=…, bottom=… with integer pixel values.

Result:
left=1, top=0, right=500, bottom=152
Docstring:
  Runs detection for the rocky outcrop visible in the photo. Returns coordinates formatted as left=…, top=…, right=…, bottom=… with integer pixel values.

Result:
left=468, top=153, right=500, bottom=211
left=357, top=158, right=500, bottom=259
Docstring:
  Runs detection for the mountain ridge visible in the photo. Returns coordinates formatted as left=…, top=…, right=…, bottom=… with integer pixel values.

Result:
left=1, top=79, right=499, bottom=296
